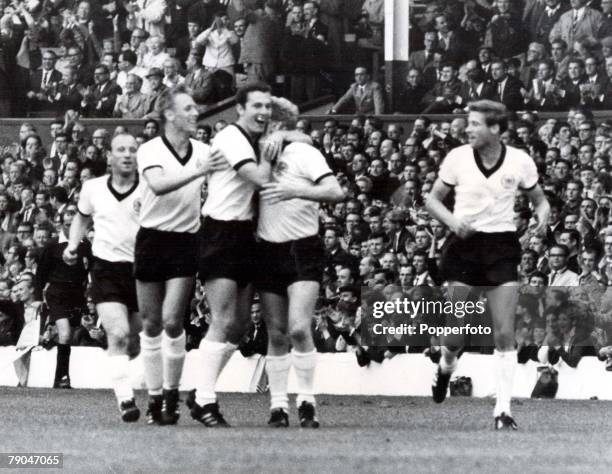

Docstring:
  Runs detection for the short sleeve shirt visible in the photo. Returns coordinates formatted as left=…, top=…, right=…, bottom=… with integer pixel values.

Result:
left=438, top=144, right=538, bottom=233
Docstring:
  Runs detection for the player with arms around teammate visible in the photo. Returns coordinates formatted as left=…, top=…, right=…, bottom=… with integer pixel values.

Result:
left=256, top=98, right=344, bottom=428
left=135, top=85, right=227, bottom=425
left=64, top=133, right=142, bottom=422
left=191, top=83, right=312, bottom=426
left=425, top=100, right=550, bottom=430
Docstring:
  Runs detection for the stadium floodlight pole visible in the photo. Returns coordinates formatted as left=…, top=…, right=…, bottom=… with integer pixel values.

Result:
left=384, top=0, right=410, bottom=114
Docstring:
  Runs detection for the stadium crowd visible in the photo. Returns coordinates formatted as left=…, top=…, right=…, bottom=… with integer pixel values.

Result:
left=2, top=0, right=612, bottom=394
left=2, top=102, right=612, bottom=376
left=0, top=0, right=381, bottom=118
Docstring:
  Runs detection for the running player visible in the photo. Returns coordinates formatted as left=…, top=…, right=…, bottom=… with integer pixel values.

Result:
left=256, top=97, right=344, bottom=428
left=36, top=207, right=90, bottom=390
left=425, top=100, right=550, bottom=430
left=191, top=82, right=311, bottom=426
left=64, top=133, right=142, bottom=422
left=134, top=85, right=227, bottom=425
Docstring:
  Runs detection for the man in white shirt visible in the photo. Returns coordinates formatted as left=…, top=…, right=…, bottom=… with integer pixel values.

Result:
left=64, top=133, right=142, bottom=423
left=425, top=99, right=550, bottom=430
left=254, top=97, right=344, bottom=428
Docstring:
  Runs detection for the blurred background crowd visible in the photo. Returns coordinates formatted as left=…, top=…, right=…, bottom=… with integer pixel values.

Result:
left=3, top=0, right=612, bottom=390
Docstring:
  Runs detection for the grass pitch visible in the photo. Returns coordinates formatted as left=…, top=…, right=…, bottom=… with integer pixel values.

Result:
left=1, top=388, right=610, bottom=473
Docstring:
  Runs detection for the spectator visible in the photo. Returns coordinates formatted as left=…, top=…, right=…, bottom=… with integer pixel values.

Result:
left=80, top=64, right=122, bottom=117
left=329, top=66, right=384, bottom=115
left=549, top=0, right=608, bottom=47
left=113, top=73, right=148, bottom=118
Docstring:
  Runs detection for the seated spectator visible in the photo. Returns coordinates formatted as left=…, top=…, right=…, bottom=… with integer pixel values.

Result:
left=408, top=30, right=437, bottom=72
left=459, top=60, right=496, bottom=106
left=239, top=300, right=267, bottom=357
left=491, top=59, right=525, bottom=111
left=329, top=66, right=384, bottom=115
left=113, top=73, right=148, bottom=118
left=72, top=305, right=106, bottom=348
left=162, top=57, right=184, bottom=88
left=80, top=64, right=122, bottom=117
left=51, top=67, right=84, bottom=115
left=141, top=35, right=169, bottom=71
left=143, top=67, right=166, bottom=118
left=184, top=53, right=214, bottom=106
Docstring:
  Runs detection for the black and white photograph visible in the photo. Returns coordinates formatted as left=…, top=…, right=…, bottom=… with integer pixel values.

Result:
left=0, top=0, right=612, bottom=472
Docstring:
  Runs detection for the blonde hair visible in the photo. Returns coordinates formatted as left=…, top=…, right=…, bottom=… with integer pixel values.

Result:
left=270, top=96, right=299, bottom=129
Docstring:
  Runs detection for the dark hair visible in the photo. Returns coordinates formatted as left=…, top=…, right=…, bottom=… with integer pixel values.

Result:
left=369, top=231, right=386, bottom=242
left=120, top=50, right=137, bottom=66
left=49, top=186, right=68, bottom=204
left=550, top=243, right=570, bottom=257
left=235, top=82, right=272, bottom=106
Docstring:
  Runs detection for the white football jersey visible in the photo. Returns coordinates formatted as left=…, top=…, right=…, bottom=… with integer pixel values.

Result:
left=438, top=144, right=538, bottom=233
left=137, top=136, right=210, bottom=233
left=257, top=142, right=333, bottom=243
left=77, top=175, right=142, bottom=262
left=202, top=124, right=258, bottom=221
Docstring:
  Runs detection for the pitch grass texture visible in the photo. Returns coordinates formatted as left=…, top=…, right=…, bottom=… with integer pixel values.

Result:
left=1, top=388, right=611, bottom=473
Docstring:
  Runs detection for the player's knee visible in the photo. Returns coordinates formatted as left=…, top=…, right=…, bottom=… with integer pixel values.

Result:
left=268, top=327, right=288, bottom=349
left=106, top=327, right=130, bottom=350
left=288, top=324, right=310, bottom=346
left=142, top=317, right=162, bottom=336
left=163, top=319, right=183, bottom=338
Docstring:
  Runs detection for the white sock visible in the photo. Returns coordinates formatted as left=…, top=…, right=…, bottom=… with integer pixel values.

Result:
left=494, top=349, right=517, bottom=417
left=162, top=331, right=186, bottom=390
left=108, top=354, right=133, bottom=404
left=439, top=346, right=459, bottom=374
left=292, top=349, right=317, bottom=406
left=266, top=353, right=290, bottom=410
left=140, top=333, right=162, bottom=396
left=195, top=340, right=237, bottom=406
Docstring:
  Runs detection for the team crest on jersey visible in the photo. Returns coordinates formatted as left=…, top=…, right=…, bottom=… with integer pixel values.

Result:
left=501, top=174, right=517, bottom=189
left=133, top=199, right=141, bottom=213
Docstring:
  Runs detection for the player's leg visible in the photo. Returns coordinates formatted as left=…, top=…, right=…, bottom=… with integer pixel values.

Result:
left=432, top=281, right=471, bottom=403
left=287, top=281, right=320, bottom=428
left=97, top=302, right=139, bottom=422
left=486, top=282, right=519, bottom=430
left=157, top=276, right=194, bottom=424
left=53, top=317, right=72, bottom=389
left=260, top=290, right=290, bottom=427
left=191, top=278, right=242, bottom=427
left=136, top=279, right=164, bottom=423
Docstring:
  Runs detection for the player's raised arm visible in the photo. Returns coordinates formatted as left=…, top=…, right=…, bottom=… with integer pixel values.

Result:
left=143, top=149, right=228, bottom=196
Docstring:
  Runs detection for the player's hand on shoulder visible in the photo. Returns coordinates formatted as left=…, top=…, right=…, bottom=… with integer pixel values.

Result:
left=200, top=148, right=229, bottom=174
left=260, top=181, right=297, bottom=204
left=62, top=246, right=78, bottom=266
left=261, top=134, right=283, bottom=163
left=451, top=218, right=475, bottom=239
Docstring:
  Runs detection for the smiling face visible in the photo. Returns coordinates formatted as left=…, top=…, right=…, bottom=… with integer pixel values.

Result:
left=167, top=93, right=199, bottom=134
left=236, top=90, right=272, bottom=136
left=109, top=134, right=138, bottom=177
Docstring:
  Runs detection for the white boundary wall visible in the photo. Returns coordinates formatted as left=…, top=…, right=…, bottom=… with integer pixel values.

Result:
left=2, top=347, right=612, bottom=399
